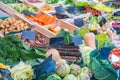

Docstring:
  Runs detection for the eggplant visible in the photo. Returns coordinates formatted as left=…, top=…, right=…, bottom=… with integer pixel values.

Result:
left=0, top=68, right=13, bottom=80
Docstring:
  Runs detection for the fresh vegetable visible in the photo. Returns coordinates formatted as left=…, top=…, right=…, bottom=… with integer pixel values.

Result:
left=63, top=74, right=77, bottom=80
left=70, top=64, right=81, bottom=76
left=0, top=35, right=46, bottom=66
left=16, top=32, right=49, bottom=47
left=75, top=2, right=88, bottom=7
left=46, top=0, right=59, bottom=4
left=79, top=44, right=94, bottom=66
left=0, top=0, right=19, bottom=3
left=108, top=14, right=120, bottom=20
left=95, top=34, right=114, bottom=49
left=78, top=28, right=90, bottom=38
left=83, top=33, right=96, bottom=49
left=8, top=3, right=37, bottom=13
left=40, top=4, right=55, bottom=11
left=89, top=15, right=98, bottom=30
left=0, top=17, right=29, bottom=34
left=46, top=74, right=61, bottom=80
left=55, top=62, right=70, bottom=77
left=89, top=50, right=118, bottom=80
left=56, top=29, right=73, bottom=44
left=25, top=12, right=57, bottom=25
left=48, top=26, right=61, bottom=34
left=46, top=49, right=62, bottom=62
left=92, top=3, right=115, bottom=13
left=11, top=61, right=33, bottom=80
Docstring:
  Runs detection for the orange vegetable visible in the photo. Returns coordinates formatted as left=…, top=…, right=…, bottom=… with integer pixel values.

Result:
left=25, top=12, right=57, bottom=26
left=48, top=26, right=56, bottom=33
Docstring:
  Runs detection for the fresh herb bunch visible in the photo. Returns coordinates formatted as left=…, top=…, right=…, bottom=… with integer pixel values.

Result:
left=0, top=35, right=46, bottom=66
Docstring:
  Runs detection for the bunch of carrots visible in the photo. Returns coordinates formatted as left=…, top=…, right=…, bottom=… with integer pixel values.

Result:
left=25, top=12, right=57, bottom=25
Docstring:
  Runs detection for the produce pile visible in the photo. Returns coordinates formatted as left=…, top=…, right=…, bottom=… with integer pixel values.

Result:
left=0, top=0, right=120, bottom=80
left=8, top=3, right=37, bottom=13
left=0, top=17, right=29, bottom=34
left=16, top=31, right=49, bottom=47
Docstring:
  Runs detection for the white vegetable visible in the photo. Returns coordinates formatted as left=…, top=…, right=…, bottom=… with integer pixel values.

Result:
left=10, top=61, right=33, bottom=80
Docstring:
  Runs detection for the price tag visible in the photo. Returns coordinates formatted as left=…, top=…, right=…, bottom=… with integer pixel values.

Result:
left=55, top=6, right=65, bottom=14
left=22, top=30, right=36, bottom=40
left=49, top=37, right=64, bottom=46
left=34, top=55, right=56, bottom=80
left=74, top=18, right=84, bottom=27
left=73, top=35, right=83, bottom=46
left=67, top=6, right=79, bottom=14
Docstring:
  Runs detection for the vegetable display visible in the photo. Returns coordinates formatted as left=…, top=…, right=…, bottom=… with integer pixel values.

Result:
left=25, top=12, right=57, bottom=25
left=10, top=61, right=33, bottom=80
left=55, top=62, right=70, bottom=77
left=8, top=3, right=37, bottom=13
left=0, top=17, right=29, bottom=34
left=45, top=74, right=62, bottom=80
left=0, top=0, right=19, bottom=3
left=63, top=74, right=77, bottom=80
left=0, top=0, right=120, bottom=80
left=16, top=31, right=49, bottom=47
left=40, top=4, right=55, bottom=11
left=0, top=35, right=46, bottom=66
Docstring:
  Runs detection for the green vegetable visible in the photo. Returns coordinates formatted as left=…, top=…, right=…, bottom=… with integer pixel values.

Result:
left=89, top=50, right=118, bottom=80
left=56, top=29, right=73, bottom=45
left=7, top=3, right=37, bottom=14
left=78, top=28, right=90, bottom=38
left=11, top=61, right=33, bottom=80
left=63, top=74, right=77, bottom=80
left=0, top=35, right=46, bottom=66
left=78, top=67, right=92, bottom=80
left=79, top=44, right=93, bottom=66
left=75, top=2, right=88, bottom=7
left=95, top=34, right=114, bottom=49
left=0, top=0, right=19, bottom=4
left=46, top=74, right=61, bottom=80
left=70, top=64, right=81, bottom=76
left=46, top=0, right=59, bottom=4
left=55, top=62, right=70, bottom=77
left=89, top=15, right=98, bottom=29
left=59, top=0, right=74, bottom=5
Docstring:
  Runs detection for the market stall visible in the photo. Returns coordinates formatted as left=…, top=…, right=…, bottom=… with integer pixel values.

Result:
left=0, top=0, right=120, bottom=80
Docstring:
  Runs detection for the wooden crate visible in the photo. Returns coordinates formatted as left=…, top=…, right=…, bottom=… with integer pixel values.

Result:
left=0, top=2, right=39, bottom=16
left=0, top=2, right=17, bottom=16
left=19, top=0, right=45, bottom=9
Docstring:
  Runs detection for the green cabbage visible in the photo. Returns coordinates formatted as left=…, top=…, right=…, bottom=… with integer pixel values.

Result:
left=70, top=64, right=81, bottom=76
left=79, top=44, right=93, bottom=65
left=10, top=61, right=33, bottom=80
left=78, top=67, right=92, bottom=80
left=55, top=62, right=70, bottom=77
left=46, top=74, right=61, bottom=80
left=63, top=74, right=77, bottom=80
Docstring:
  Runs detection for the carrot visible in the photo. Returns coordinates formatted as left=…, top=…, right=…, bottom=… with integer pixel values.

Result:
left=48, top=26, right=56, bottom=33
